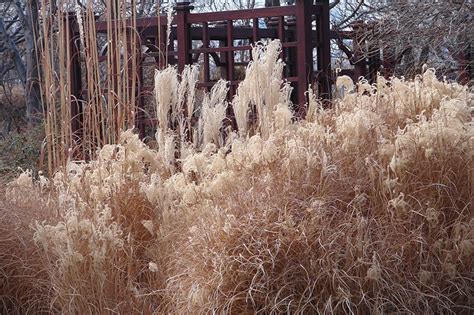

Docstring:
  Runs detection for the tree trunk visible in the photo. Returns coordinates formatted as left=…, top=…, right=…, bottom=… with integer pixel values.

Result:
left=0, top=18, right=26, bottom=82
left=12, top=0, right=42, bottom=128
left=402, top=46, right=415, bottom=78
left=417, top=45, right=430, bottom=75
left=24, top=0, right=42, bottom=127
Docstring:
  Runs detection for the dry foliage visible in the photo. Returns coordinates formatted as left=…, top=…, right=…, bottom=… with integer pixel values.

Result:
left=39, top=0, right=143, bottom=174
left=1, top=41, right=473, bottom=314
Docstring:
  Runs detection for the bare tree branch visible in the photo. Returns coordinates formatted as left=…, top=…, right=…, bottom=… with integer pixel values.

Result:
left=0, top=17, right=26, bottom=84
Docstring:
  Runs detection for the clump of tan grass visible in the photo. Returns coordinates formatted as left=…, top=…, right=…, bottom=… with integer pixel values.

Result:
left=1, top=41, right=473, bottom=313
left=38, top=0, right=143, bottom=174
left=0, top=184, right=56, bottom=314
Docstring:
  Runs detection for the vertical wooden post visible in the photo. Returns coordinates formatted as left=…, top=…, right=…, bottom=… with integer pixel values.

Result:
left=216, top=39, right=226, bottom=80
left=202, top=22, right=210, bottom=89
left=252, top=18, right=259, bottom=43
left=295, top=0, right=314, bottom=112
left=158, top=16, right=168, bottom=69
left=225, top=20, right=236, bottom=129
left=175, top=1, right=193, bottom=73
left=226, top=20, right=235, bottom=94
left=65, top=14, right=83, bottom=142
left=285, top=18, right=297, bottom=78
left=277, top=16, right=286, bottom=64
left=250, top=18, right=259, bottom=64
left=317, top=0, right=331, bottom=101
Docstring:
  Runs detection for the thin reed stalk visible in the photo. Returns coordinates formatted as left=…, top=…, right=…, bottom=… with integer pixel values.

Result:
left=38, top=0, right=142, bottom=174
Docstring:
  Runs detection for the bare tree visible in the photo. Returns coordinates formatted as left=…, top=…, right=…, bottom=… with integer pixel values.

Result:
left=0, top=0, right=41, bottom=127
left=260, top=0, right=471, bottom=81
left=331, top=0, right=472, bottom=81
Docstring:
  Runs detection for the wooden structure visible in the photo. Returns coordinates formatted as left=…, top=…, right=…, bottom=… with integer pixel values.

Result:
left=66, top=0, right=332, bottom=137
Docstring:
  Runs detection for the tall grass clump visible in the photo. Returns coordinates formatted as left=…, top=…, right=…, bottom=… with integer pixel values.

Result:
left=38, top=0, right=141, bottom=174
left=1, top=41, right=473, bottom=313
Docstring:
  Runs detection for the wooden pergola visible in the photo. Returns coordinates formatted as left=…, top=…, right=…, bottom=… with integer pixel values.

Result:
left=66, top=0, right=332, bottom=137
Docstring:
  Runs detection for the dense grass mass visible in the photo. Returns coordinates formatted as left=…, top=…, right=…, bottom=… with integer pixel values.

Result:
left=1, top=42, right=473, bottom=314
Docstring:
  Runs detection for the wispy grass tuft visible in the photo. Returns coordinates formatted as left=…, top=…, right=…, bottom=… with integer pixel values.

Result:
left=1, top=40, right=473, bottom=314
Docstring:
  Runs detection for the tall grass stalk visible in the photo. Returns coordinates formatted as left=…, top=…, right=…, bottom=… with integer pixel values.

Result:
left=38, top=0, right=141, bottom=174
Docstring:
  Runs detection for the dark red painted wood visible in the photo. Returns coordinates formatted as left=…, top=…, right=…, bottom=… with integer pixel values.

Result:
left=187, top=6, right=299, bottom=23
left=317, top=0, right=331, bottom=100
left=202, top=22, right=210, bottom=89
left=226, top=20, right=235, bottom=95
left=252, top=17, right=259, bottom=46
left=295, top=0, right=314, bottom=111
left=66, top=14, right=83, bottom=145
left=175, top=2, right=193, bottom=73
